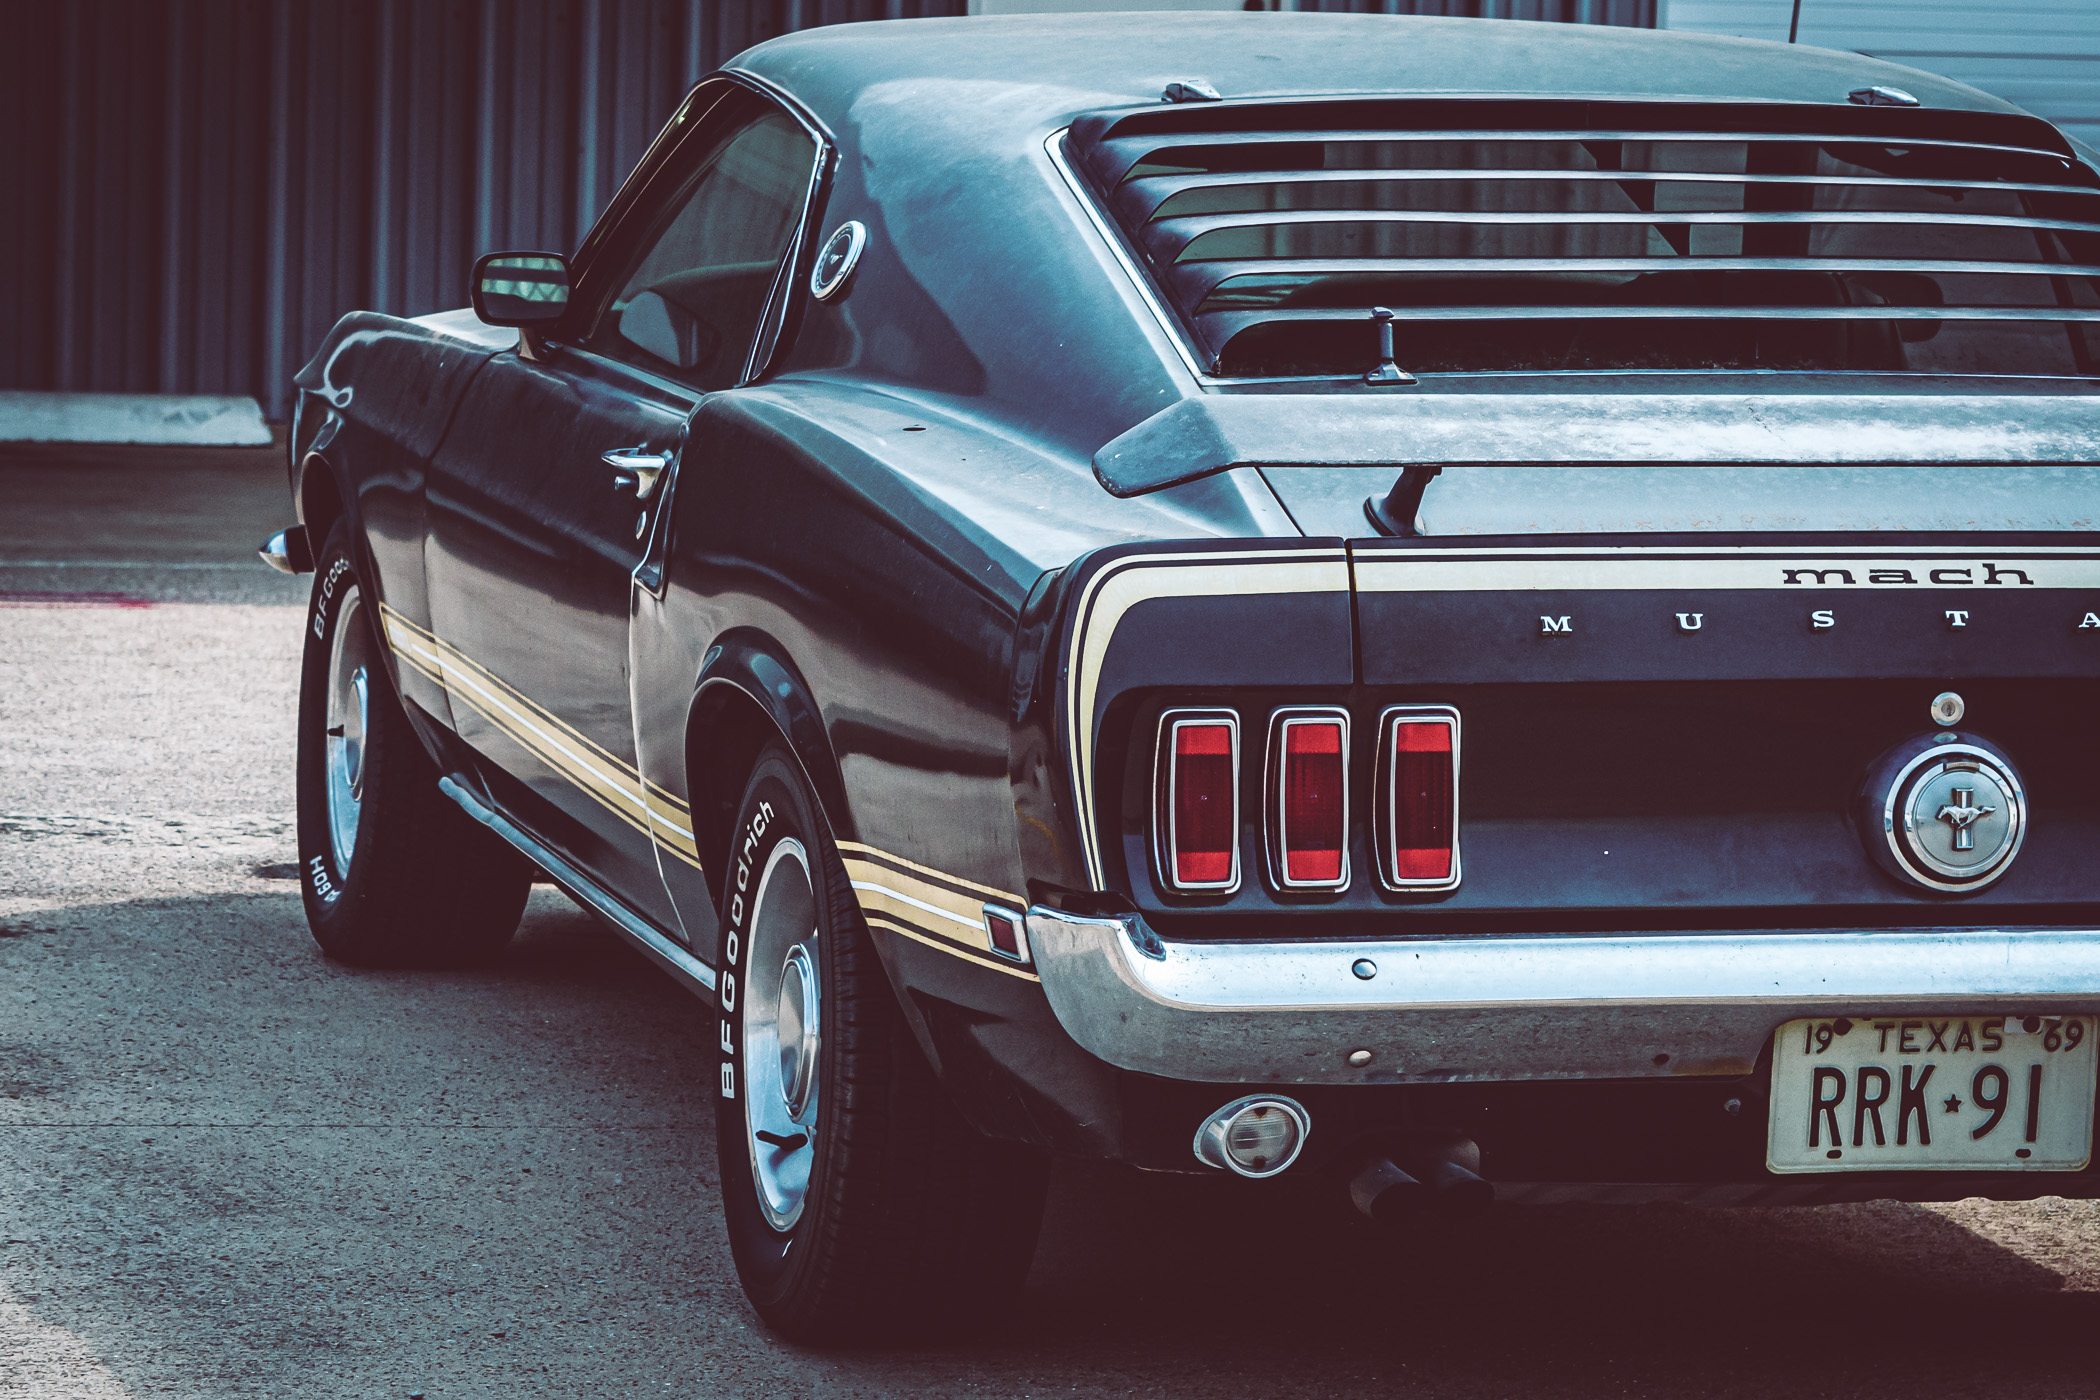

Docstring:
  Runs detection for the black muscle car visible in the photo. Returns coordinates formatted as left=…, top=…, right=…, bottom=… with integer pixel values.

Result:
left=264, top=12, right=2100, bottom=1340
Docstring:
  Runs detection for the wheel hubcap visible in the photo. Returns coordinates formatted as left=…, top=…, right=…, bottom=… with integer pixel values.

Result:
left=324, top=585, right=371, bottom=873
left=777, top=943, right=819, bottom=1119
left=743, top=839, right=821, bottom=1232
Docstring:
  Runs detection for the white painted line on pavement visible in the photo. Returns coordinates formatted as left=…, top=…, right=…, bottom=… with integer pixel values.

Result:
left=0, top=1279, right=137, bottom=1399
left=0, top=391, right=271, bottom=445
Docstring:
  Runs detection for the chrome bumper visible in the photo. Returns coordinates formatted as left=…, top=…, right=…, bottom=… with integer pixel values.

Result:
left=1022, top=909, right=2100, bottom=1085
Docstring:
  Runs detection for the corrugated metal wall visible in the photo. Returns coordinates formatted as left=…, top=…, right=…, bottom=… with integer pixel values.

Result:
left=0, top=0, right=964, bottom=420
left=2, top=0, right=1651, bottom=420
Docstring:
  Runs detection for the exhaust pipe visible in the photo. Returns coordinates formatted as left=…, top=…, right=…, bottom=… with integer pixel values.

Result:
left=1349, top=1134, right=1493, bottom=1222
left=1348, top=1157, right=1424, bottom=1223
left=1414, top=1153, right=1494, bottom=1213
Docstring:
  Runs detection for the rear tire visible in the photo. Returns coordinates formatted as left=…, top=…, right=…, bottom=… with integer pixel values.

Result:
left=295, top=522, right=532, bottom=966
left=715, top=742, right=1047, bottom=1343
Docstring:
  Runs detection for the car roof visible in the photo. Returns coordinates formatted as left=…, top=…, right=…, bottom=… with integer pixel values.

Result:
left=734, top=12, right=2021, bottom=140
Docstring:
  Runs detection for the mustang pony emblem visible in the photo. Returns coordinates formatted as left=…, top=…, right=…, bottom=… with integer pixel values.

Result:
left=1934, top=786, right=1998, bottom=851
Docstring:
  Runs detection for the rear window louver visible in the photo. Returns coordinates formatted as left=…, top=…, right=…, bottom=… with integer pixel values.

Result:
left=1066, top=98, right=2100, bottom=379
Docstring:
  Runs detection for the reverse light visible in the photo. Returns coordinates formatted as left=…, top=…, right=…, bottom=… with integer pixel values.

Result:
left=1154, top=710, right=1240, bottom=893
left=1193, top=1095, right=1311, bottom=1178
left=1265, top=708, right=1351, bottom=891
left=1378, top=706, right=1460, bottom=891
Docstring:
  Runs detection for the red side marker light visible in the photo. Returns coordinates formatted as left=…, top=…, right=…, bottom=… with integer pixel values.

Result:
left=983, top=904, right=1031, bottom=965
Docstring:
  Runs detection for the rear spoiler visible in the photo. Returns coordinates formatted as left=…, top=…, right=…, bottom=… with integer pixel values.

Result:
left=1091, top=392, right=2100, bottom=497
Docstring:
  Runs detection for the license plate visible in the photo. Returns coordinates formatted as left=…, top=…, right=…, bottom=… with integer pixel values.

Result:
left=1767, top=1015, right=2097, bottom=1173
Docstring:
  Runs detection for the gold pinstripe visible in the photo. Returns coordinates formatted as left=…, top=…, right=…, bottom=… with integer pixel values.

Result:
left=837, top=840, right=1015, bottom=908
left=838, top=840, right=1038, bottom=982
left=1062, top=549, right=1351, bottom=890
left=863, top=912, right=1040, bottom=982
left=376, top=604, right=1037, bottom=981
left=377, top=603, right=702, bottom=866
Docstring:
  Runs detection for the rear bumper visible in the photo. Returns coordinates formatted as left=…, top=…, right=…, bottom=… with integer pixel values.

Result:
left=1023, top=910, right=2100, bottom=1085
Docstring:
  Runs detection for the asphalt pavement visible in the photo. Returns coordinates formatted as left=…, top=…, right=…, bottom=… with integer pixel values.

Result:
left=4, top=440, right=2100, bottom=1398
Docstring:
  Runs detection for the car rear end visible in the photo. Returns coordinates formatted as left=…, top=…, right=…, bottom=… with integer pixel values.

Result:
left=1021, top=87, right=2100, bottom=1206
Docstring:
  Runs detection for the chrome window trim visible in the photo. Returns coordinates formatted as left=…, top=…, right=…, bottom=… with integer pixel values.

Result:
left=1091, top=124, right=2076, bottom=159
left=1152, top=708, right=1242, bottom=896
left=562, top=70, right=833, bottom=390
left=1263, top=706, right=1352, bottom=893
left=1132, top=168, right=2100, bottom=201
left=1045, top=128, right=1216, bottom=383
left=567, top=81, right=742, bottom=282
left=734, top=67, right=839, bottom=384
left=720, top=67, right=836, bottom=387
left=1046, top=125, right=1373, bottom=386
left=1375, top=704, right=1462, bottom=893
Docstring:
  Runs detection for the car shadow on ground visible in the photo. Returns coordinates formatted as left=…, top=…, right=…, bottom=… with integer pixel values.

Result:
left=466, top=895, right=2100, bottom=1382
left=10, top=887, right=2096, bottom=1394
left=1019, top=1168, right=2092, bottom=1375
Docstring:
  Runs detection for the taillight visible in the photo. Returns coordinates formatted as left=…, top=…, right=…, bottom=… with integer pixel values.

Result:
left=1378, top=706, right=1460, bottom=890
left=1154, top=710, right=1240, bottom=893
left=1265, top=708, right=1350, bottom=891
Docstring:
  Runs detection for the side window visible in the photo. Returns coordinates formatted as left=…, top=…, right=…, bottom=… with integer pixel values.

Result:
left=590, top=100, right=817, bottom=390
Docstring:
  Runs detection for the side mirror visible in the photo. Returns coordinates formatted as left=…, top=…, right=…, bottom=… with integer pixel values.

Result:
left=471, top=251, right=571, bottom=327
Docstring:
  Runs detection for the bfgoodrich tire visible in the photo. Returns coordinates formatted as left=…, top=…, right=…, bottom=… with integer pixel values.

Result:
left=295, top=522, right=532, bottom=966
left=715, top=742, right=1047, bottom=1342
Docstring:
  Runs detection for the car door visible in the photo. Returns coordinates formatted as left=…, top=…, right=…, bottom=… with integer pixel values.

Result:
left=423, top=85, right=820, bottom=935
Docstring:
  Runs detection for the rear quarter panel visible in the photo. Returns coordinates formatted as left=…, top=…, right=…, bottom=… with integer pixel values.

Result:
left=638, top=380, right=1307, bottom=1154
left=638, top=378, right=1305, bottom=906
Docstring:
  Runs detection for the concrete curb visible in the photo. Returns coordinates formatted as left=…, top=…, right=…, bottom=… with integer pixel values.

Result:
left=0, top=392, right=273, bottom=446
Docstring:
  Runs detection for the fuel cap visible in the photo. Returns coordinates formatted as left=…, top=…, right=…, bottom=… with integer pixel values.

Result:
left=1859, top=733, right=2026, bottom=893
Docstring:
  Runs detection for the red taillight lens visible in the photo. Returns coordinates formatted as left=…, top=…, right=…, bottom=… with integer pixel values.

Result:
left=1158, top=714, right=1239, bottom=891
left=1279, top=717, right=1347, bottom=885
left=1386, top=713, right=1458, bottom=886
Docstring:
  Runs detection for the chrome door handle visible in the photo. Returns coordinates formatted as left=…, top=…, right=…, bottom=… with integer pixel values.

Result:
left=603, top=446, right=672, bottom=499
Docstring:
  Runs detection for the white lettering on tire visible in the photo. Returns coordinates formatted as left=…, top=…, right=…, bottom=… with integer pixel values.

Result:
left=313, top=557, right=351, bottom=639
left=306, top=853, right=339, bottom=904
left=720, top=798, right=776, bottom=1099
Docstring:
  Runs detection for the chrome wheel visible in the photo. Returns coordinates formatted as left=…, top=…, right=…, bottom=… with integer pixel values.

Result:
left=743, top=838, right=821, bottom=1232
left=323, top=583, right=372, bottom=873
